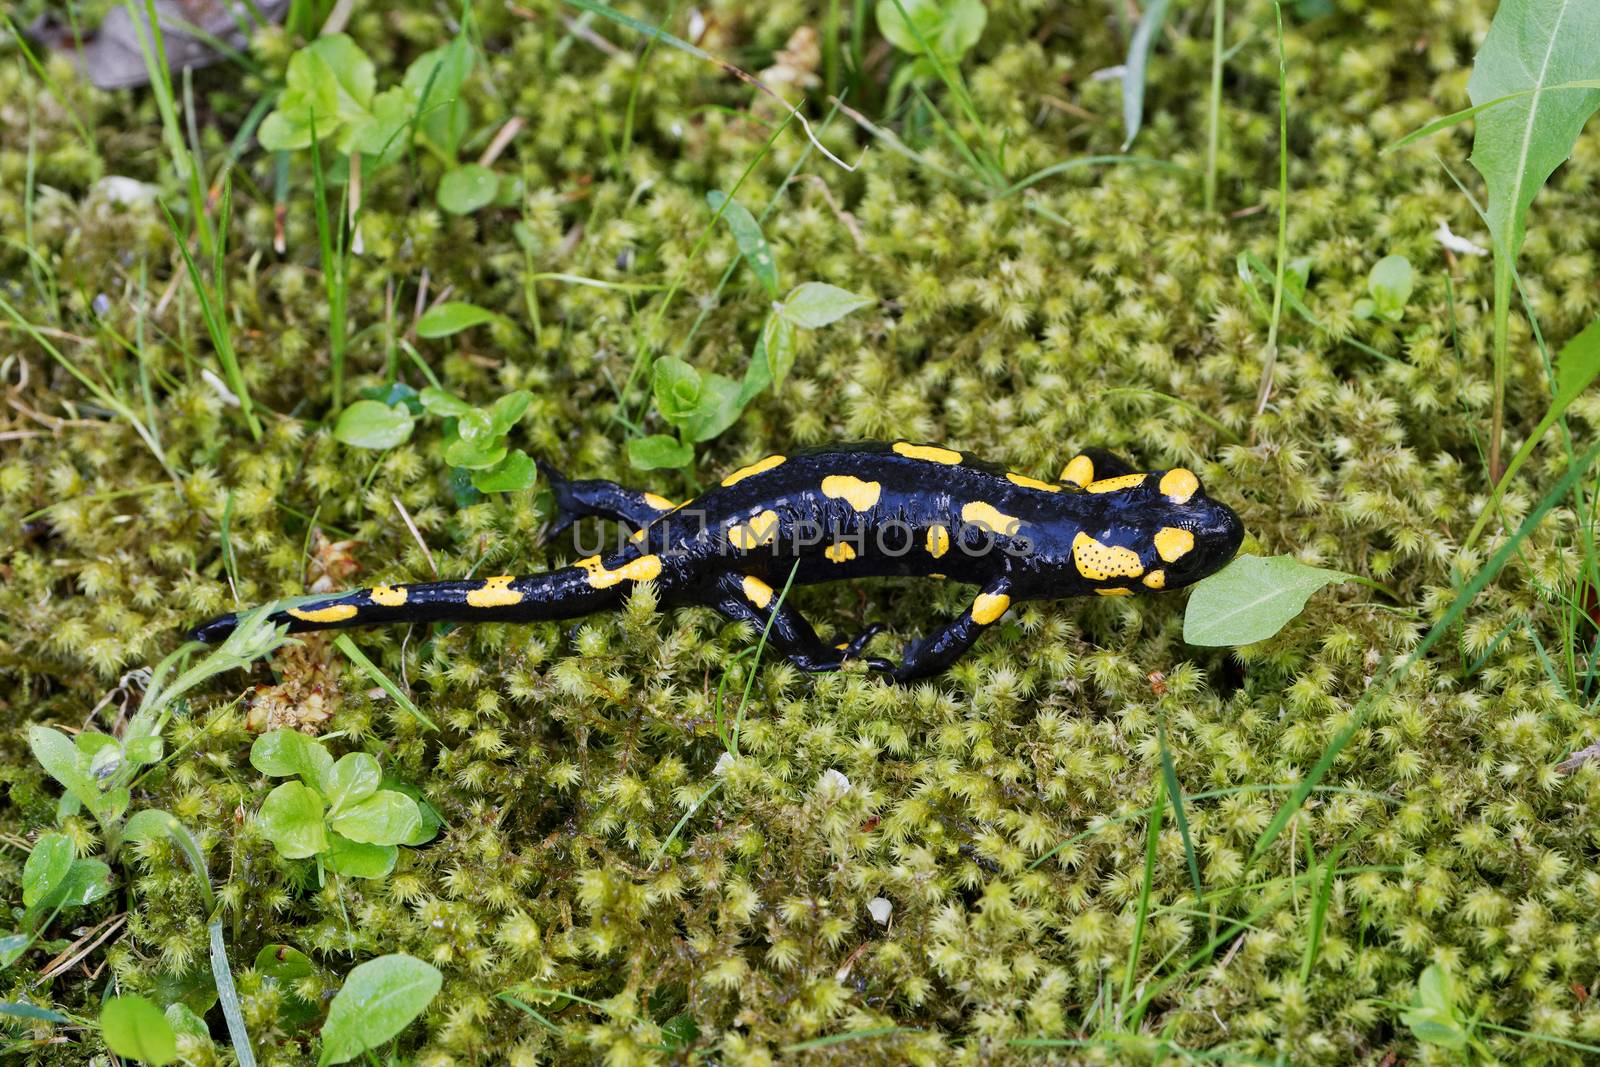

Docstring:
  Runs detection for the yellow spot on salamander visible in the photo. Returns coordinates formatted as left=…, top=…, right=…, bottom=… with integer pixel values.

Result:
left=835, top=641, right=849, bottom=651
left=926, top=524, right=950, bottom=559
left=821, top=474, right=882, bottom=511
left=1143, top=570, right=1167, bottom=589
left=892, top=441, right=963, bottom=465
left=743, top=575, right=774, bottom=609
left=1072, top=531, right=1145, bottom=580
left=930, top=572, right=947, bottom=580
left=1097, top=587, right=1134, bottom=596
left=584, top=555, right=664, bottom=589
left=825, top=542, right=856, bottom=563
left=727, top=509, right=780, bottom=550
left=643, top=492, right=676, bottom=510
left=630, top=527, right=648, bottom=543
left=1007, top=472, right=1062, bottom=493
left=468, top=575, right=523, bottom=608
left=370, top=584, right=407, bottom=607
left=1060, top=454, right=1095, bottom=487
left=1154, top=526, right=1195, bottom=563
left=971, top=592, right=1011, bottom=625
left=721, top=455, right=786, bottom=486
left=1159, top=468, right=1200, bottom=504
left=1085, top=473, right=1148, bottom=494
left=288, top=603, right=358, bottom=623
left=962, top=501, right=1021, bottom=536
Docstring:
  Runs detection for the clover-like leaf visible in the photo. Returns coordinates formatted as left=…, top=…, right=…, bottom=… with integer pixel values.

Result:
left=317, top=954, right=442, bottom=1066
left=438, top=164, right=500, bottom=215
left=322, top=753, right=382, bottom=816
left=324, top=834, right=399, bottom=879
left=628, top=434, right=694, bottom=471
left=334, top=400, right=415, bottom=450
left=250, top=730, right=334, bottom=790
left=258, top=782, right=329, bottom=860
left=470, top=449, right=539, bottom=493
left=101, top=995, right=178, bottom=1065
left=328, top=790, right=423, bottom=847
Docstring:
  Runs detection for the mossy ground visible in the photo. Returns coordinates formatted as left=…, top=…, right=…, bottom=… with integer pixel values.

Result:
left=4, top=0, right=1600, bottom=1063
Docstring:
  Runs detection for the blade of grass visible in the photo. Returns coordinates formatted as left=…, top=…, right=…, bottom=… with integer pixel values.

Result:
left=159, top=195, right=262, bottom=440
left=309, top=117, right=350, bottom=413
left=333, top=634, right=438, bottom=731
left=1251, top=1, right=1290, bottom=420
left=783, top=1027, right=922, bottom=1052
left=1119, top=777, right=1165, bottom=1011
left=4, top=14, right=98, bottom=162
left=125, top=0, right=213, bottom=258
left=1203, top=0, right=1225, bottom=211
left=1157, top=719, right=1204, bottom=905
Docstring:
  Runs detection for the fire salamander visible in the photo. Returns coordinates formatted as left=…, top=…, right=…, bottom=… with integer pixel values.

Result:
left=193, top=443, right=1244, bottom=681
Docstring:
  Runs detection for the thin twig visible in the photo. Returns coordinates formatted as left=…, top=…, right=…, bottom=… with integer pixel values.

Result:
left=392, top=495, right=438, bottom=578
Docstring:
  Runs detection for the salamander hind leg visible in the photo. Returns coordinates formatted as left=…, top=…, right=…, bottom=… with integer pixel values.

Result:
left=713, top=575, right=892, bottom=674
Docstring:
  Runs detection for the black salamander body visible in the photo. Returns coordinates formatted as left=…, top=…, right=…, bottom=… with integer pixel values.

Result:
left=193, top=442, right=1244, bottom=681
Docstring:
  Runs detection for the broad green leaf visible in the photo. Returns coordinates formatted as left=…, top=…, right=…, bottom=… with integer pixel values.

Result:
left=628, top=434, right=694, bottom=470
left=324, top=834, right=399, bottom=879
left=23, top=834, right=73, bottom=910
left=438, top=164, right=500, bottom=215
left=417, top=301, right=502, bottom=338
left=348, top=87, right=414, bottom=163
left=1182, top=555, right=1352, bottom=646
left=1367, top=254, right=1413, bottom=321
left=779, top=282, right=874, bottom=329
left=1400, top=965, right=1470, bottom=1050
left=55, top=859, right=114, bottom=908
left=101, top=995, right=179, bottom=1065
left=707, top=191, right=778, bottom=297
left=28, top=725, right=98, bottom=808
left=258, top=35, right=378, bottom=152
left=1467, top=0, right=1600, bottom=262
left=382, top=779, right=443, bottom=845
left=471, top=450, right=539, bottom=493
left=257, top=782, right=329, bottom=860
left=328, top=790, right=423, bottom=846
left=443, top=427, right=509, bottom=470
left=653, top=357, right=704, bottom=424
left=124, top=735, right=163, bottom=765
left=1121, top=0, right=1172, bottom=151
left=334, top=399, right=415, bottom=450
left=418, top=387, right=474, bottom=417
left=741, top=313, right=798, bottom=405
left=317, top=954, right=442, bottom=1066
left=681, top=372, right=745, bottom=443
left=322, top=753, right=382, bottom=816
left=875, top=0, right=985, bottom=63
left=250, top=730, right=334, bottom=790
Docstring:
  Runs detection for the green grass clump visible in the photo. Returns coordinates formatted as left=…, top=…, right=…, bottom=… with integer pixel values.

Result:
left=3, top=0, right=1600, bottom=1062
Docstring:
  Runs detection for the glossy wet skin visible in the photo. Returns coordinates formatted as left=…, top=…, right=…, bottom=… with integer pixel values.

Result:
left=192, top=443, right=1245, bottom=681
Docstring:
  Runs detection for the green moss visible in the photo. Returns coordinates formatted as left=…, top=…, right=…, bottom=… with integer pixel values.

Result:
left=3, top=0, right=1600, bottom=1062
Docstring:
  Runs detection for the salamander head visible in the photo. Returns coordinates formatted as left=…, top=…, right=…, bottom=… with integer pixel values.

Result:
left=1058, top=467, right=1244, bottom=595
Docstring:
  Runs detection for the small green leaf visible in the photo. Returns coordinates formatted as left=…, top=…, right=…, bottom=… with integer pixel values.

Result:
left=487, top=390, right=534, bottom=435
left=418, top=387, right=475, bottom=417
left=324, top=834, right=399, bottom=879
left=255, top=943, right=316, bottom=984
left=250, top=731, right=334, bottom=789
left=101, top=995, right=179, bottom=1065
left=322, top=753, right=382, bottom=816
left=1182, top=555, right=1352, bottom=647
left=1366, top=254, right=1413, bottom=321
left=403, top=36, right=474, bottom=157
left=1400, top=964, right=1470, bottom=1050
left=652, top=357, right=704, bottom=424
left=328, top=790, right=423, bottom=846
left=1120, top=0, right=1172, bottom=150
left=317, top=954, right=442, bottom=1066
left=707, top=191, right=779, bottom=297
left=23, top=834, right=73, bottom=910
left=471, top=450, right=539, bottom=493
left=164, top=1003, right=211, bottom=1042
left=628, top=434, right=694, bottom=471
left=27, top=725, right=98, bottom=810
left=779, top=282, right=874, bottom=329
left=55, top=859, right=114, bottom=908
left=124, top=735, right=163, bottom=765
left=438, top=164, right=501, bottom=215
left=875, top=0, right=986, bottom=63
left=1553, top=313, right=1600, bottom=412
left=334, top=400, right=415, bottom=450
left=443, top=432, right=509, bottom=470
left=417, top=302, right=503, bottom=338
left=257, top=782, right=329, bottom=860
left=0, top=1000, right=70, bottom=1023
left=257, top=35, right=378, bottom=153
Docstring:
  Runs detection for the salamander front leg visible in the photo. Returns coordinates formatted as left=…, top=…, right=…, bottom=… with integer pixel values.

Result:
left=714, top=575, right=892, bottom=674
left=891, top=579, right=1015, bottom=682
